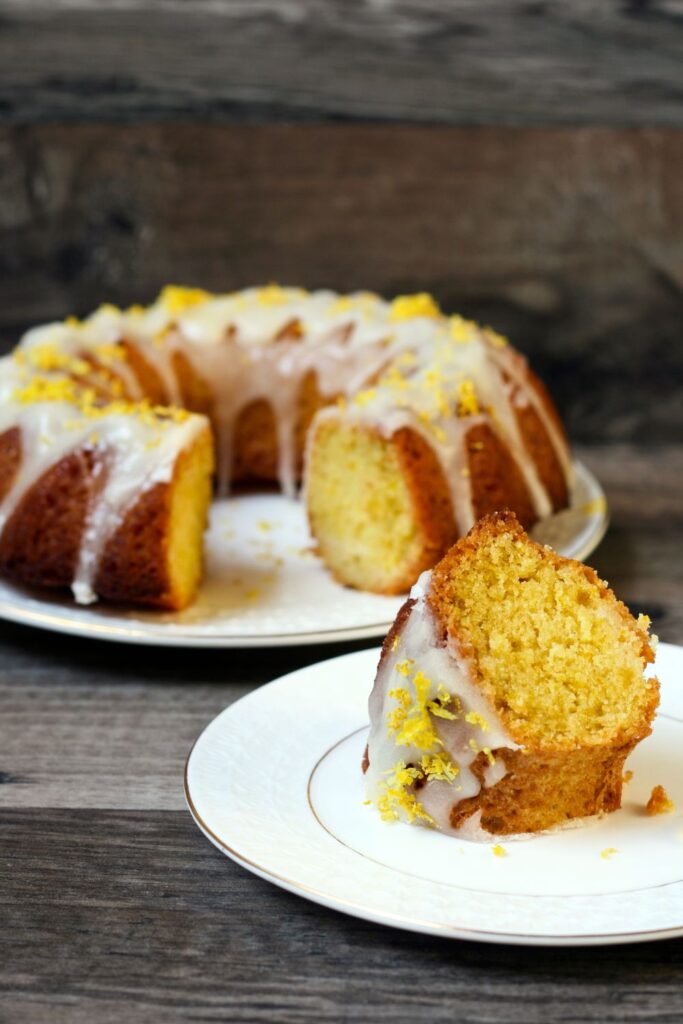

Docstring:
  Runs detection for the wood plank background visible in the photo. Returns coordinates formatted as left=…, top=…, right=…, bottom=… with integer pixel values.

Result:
left=1, top=7, right=682, bottom=1017
left=1, top=122, right=682, bottom=443
left=1, top=0, right=683, bottom=126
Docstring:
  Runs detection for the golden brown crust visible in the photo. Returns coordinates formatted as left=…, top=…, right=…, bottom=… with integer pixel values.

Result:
left=515, top=402, right=569, bottom=512
left=513, top=365, right=570, bottom=512
left=523, top=364, right=570, bottom=452
left=0, top=427, right=22, bottom=503
left=172, top=350, right=215, bottom=419
left=95, top=479, right=175, bottom=607
left=0, top=446, right=104, bottom=587
left=232, top=398, right=278, bottom=482
left=0, top=429, right=211, bottom=610
left=391, top=426, right=459, bottom=573
left=232, top=371, right=336, bottom=484
left=295, top=371, right=334, bottom=472
left=95, top=434, right=212, bottom=610
left=450, top=742, right=636, bottom=835
left=465, top=425, right=536, bottom=528
left=121, top=339, right=169, bottom=404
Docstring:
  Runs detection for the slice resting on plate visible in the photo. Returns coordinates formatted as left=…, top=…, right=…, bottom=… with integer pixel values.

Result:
left=364, top=511, right=659, bottom=839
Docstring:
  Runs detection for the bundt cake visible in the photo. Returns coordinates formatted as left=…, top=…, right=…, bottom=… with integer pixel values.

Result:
left=0, top=286, right=573, bottom=608
left=364, top=511, right=659, bottom=839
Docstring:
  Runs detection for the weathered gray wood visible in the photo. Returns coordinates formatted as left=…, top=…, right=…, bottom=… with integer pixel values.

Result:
left=2, top=808, right=683, bottom=1024
left=2, top=0, right=683, bottom=126
left=0, top=444, right=681, bottom=1021
left=1, top=123, right=683, bottom=444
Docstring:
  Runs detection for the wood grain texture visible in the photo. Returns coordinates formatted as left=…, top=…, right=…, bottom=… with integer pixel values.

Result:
left=2, top=122, right=683, bottom=443
left=2, top=0, right=683, bottom=126
left=3, top=808, right=683, bottom=1024
left=0, top=444, right=682, bottom=1021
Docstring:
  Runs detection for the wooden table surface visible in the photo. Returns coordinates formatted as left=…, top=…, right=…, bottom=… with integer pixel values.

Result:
left=2, top=444, right=682, bottom=1024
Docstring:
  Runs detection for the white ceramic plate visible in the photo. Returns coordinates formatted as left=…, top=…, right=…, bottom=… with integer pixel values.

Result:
left=0, top=461, right=606, bottom=647
left=186, top=642, right=683, bottom=946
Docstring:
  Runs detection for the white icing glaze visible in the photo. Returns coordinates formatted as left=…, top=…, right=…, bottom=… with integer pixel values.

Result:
left=2, top=286, right=573, bottom=605
left=0, top=357, right=207, bottom=604
left=14, top=287, right=572, bottom=519
left=365, top=569, right=520, bottom=842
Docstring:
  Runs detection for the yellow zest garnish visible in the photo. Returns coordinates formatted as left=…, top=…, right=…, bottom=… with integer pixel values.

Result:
left=256, top=283, right=297, bottom=306
left=159, top=285, right=211, bottom=314
left=391, top=634, right=400, bottom=652
left=22, top=344, right=90, bottom=376
left=389, top=293, right=441, bottom=322
left=329, top=296, right=352, bottom=314
left=465, top=710, right=489, bottom=731
left=13, top=377, right=190, bottom=427
left=394, top=671, right=441, bottom=751
left=376, top=760, right=434, bottom=824
left=93, top=343, right=127, bottom=366
left=427, top=683, right=458, bottom=720
left=353, top=388, right=377, bottom=408
left=449, top=315, right=477, bottom=343
left=601, top=847, right=618, bottom=860
left=457, top=378, right=480, bottom=417
left=394, top=659, right=415, bottom=677
left=65, top=315, right=80, bottom=328
left=492, top=844, right=507, bottom=857
left=482, top=746, right=496, bottom=766
left=420, top=753, right=460, bottom=783
left=386, top=687, right=411, bottom=733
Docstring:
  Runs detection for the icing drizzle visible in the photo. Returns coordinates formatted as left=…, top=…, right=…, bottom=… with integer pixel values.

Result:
left=365, top=570, right=520, bottom=841
left=0, top=285, right=573, bottom=604
left=0, top=359, right=207, bottom=604
left=15, top=286, right=572, bottom=511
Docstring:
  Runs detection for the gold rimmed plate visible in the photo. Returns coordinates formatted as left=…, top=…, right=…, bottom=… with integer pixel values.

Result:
left=185, top=643, right=683, bottom=945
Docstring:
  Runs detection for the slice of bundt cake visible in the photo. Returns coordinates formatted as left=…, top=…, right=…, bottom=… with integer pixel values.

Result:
left=305, top=313, right=571, bottom=595
left=0, top=363, right=214, bottom=610
left=364, top=511, right=659, bottom=839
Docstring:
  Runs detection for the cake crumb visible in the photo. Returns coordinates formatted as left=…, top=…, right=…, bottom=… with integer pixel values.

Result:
left=646, top=785, right=675, bottom=816
left=492, top=844, right=507, bottom=858
left=623, top=770, right=633, bottom=784
left=600, top=847, right=618, bottom=860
